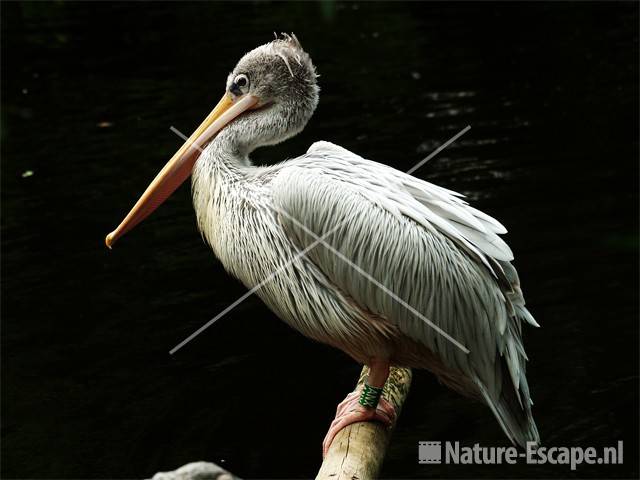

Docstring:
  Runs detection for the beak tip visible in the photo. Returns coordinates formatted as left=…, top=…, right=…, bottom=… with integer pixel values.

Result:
left=105, top=232, right=115, bottom=249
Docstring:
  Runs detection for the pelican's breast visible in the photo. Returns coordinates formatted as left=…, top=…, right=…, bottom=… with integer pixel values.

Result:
left=192, top=158, right=275, bottom=282
left=191, top=157, right=402, bottom=362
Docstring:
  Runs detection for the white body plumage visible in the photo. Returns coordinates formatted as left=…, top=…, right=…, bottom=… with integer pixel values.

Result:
left=192, top=135, right=540, bottom=446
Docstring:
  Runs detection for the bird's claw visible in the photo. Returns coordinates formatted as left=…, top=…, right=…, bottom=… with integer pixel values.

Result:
left=322, top=389, right=396, bottom=458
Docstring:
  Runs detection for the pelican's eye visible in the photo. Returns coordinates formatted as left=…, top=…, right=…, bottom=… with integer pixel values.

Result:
left=230, top=74, right=249, bottom=96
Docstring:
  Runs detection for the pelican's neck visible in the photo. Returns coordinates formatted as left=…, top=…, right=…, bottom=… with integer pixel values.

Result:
left=192, top=102, right=310, bottom=195
left=192, top=125, right=265, bottom=257
left=191, top=124, right=258, bottom=235
left=206, top=125, right=255, bottom=171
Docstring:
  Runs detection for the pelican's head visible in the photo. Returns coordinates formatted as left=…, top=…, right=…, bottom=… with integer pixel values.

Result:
left=217, top=33, right=320, bottom=154
left=105, top=34, right=318, bottom=248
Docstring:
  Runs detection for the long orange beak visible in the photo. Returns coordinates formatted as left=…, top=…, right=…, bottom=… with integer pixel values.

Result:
left=105, top=93, right=259, bottom=248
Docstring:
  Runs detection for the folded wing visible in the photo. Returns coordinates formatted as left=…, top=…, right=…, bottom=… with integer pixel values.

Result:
left=270, top=141, right=539, bottom=445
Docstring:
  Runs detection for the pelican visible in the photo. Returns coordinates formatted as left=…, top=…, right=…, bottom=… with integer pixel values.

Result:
left=106, top=34, right=540, bottom=455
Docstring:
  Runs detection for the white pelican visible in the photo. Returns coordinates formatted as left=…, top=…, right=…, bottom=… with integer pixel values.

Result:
left=106, top=34, right=540, bottom=455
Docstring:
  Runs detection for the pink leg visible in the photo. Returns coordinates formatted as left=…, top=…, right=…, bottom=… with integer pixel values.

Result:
left=322, top=359, right=396, bottom=457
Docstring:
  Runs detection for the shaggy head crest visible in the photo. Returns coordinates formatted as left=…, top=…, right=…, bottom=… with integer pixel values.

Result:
left=268, top=32, right=317, bottom=79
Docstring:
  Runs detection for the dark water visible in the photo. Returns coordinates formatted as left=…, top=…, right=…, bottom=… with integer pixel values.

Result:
left=2, top=2, right=638, bottom=479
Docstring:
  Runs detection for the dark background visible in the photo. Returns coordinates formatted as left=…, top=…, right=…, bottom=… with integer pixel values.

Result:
left=2, top=1, right=638, bottom=479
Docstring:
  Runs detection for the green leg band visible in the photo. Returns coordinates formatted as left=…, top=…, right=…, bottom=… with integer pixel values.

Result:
left=358, top=383, right=384, bottom=409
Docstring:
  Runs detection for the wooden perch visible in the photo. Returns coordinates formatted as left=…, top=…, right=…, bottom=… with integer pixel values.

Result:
left=316, top=366, right=412, bottom=480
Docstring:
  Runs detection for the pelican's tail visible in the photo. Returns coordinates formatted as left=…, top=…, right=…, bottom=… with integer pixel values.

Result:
left=476, top=357, right=540, bottom=448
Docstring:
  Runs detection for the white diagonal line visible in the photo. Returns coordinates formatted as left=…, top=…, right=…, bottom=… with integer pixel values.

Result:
left=171, top=233, right=330, bottom=354
left=170, top=126, right=191, bottom=142
left=271, top=205, right=470, bottom=353
left=406, top=125, right=470, bottom=175
left=168, top=125, right=470, bottom=353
